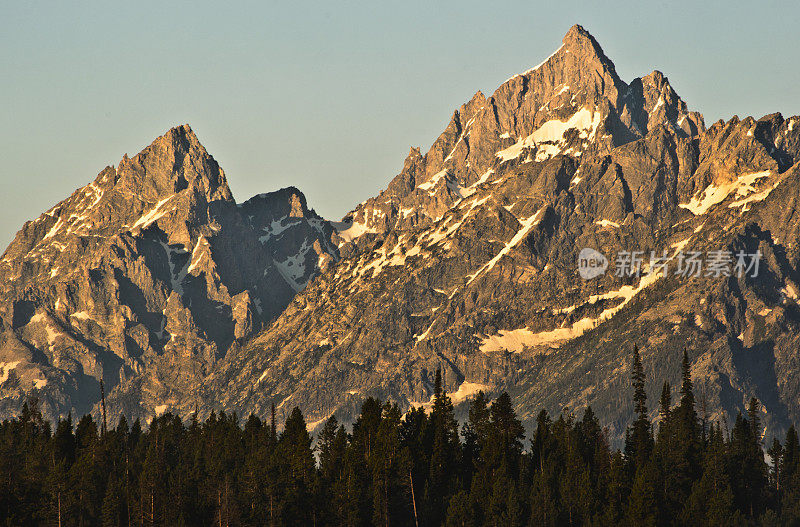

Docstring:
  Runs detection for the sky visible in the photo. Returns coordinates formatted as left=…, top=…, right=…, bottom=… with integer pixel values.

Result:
left=2, top=1, right=798, bottom=250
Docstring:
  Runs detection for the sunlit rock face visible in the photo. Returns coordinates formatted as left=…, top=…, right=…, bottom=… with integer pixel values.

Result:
left=0, top=125, right=338, bottom=422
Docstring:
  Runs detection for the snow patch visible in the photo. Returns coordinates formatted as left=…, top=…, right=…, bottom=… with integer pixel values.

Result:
left=671, top=238, right=690, bottom=254
left=259, top=216, right=302, bottom=244
left=0, top=361, right=22, bottom=384
left=43, top=217, right=65, bottom=240
left=274, top=238, right=314, bottom=292
left=159, top=241, right=190, bottom=296
left=412, top=381, right=489, bottom=410
left=131, top=196, right=174, bottom=230
left=595, top=219, right=620, bottom=229
left=649, top=96, right=664, bottom=117
left=418, top=169, right=448, bottom=192
left=679, top=171, right=772, bottom=215
left=783, top=284, right=799, bottom=301
left=333, top=219, right=376, bottom=243
left=495, top=108, right=601, bottom=162
left=481, top=271, right=664, bottom=352
left=414, top=319, right=437, bottom=342
left=468, top=208, right=545, bottom=284
left=459, top=170, right=495, bottom=198
left=186, top=237, right=210, bottom=274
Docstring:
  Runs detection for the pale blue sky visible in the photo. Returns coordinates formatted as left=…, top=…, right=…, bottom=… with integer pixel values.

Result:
left=2, top=1, right=798, bottom=249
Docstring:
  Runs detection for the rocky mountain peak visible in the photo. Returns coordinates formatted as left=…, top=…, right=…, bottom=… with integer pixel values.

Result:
left=196, top=25, right=800, bottom=447
left=114, top=124, right=232, bottom=206
left=560, top=23, right=620, bottom=79
left=0, top=125, right=338, bottom=423
left=335, top=26, right=704, bottom=247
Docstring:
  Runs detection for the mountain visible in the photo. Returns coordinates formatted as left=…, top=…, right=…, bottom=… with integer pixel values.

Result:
left=192, top=25, right=800, bottom=442
left=0, top=125, right=339, bottom=422
left=2, top=25, right=800, bottom=444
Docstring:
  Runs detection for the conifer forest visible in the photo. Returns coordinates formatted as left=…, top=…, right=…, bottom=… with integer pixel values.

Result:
left=2, top=350, right=799, bottom=526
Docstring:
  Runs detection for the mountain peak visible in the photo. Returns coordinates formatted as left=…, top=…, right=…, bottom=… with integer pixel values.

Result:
left=559, top=23, right=618, bottom=77
left=115, top=124, right=232, bottom=206
left=562, top=23, right=591, bottom=43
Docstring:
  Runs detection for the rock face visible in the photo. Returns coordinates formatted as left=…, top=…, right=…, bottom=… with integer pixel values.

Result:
left=0, top=125, right=339, bottom=422
left=3, top=25, right=800, bottom=445
left=196, top=25, right=800, bottom=443
left=336, top=25, right=704, bottom=254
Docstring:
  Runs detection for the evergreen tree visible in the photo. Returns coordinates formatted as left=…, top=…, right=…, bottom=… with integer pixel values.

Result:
left=101, top=472, right=125, bottom=527
left=276, top=407, right=316, bottom=526
left=461, top=390, right=490, bottom=489
left=372, top=403, right=405, bottom=526
left=728, top=406, right=768, bottom=518
left=5, top=376, right=800, bottom=525
left=425, top=369, right=461, bottom=526
left=658, top=350, right=701, bottom=517
left=683, top=423, right=738, bottom=525
left=625, top=345, right=653, bottom=472
left=626, top=458, right=661, bottom=527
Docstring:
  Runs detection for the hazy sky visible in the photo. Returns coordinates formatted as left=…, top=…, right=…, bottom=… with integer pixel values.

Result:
left=2, top=1, right=798, bottom=250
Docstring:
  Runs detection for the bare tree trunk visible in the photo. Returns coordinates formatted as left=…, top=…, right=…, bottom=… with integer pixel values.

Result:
left=126, top=453, right=131, bottom=527
left=384, top=461, right=390, bottom=527
left=225, top=479, right=230, bottom=527
left=58, top=491, right=62, bottom=527
left=409, top=470, right=419, bottom=527
left=218, top=488, right=223, bottom=527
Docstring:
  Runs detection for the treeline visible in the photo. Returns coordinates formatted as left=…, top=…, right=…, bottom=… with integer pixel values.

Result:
left=2, top=351, right=800, bottom=526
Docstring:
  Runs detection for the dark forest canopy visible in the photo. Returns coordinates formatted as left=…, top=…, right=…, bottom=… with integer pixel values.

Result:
left=1, top=355, right=799, bottom=526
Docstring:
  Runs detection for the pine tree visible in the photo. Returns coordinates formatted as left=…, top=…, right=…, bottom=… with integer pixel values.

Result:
left=682, top=423, right=738, bottom=524
left=481, top=393, right=525, bottom=526
left=658, top=350, right=701, bottom=517
left=425, top=369, right=461, bottom=527
left=445, top=490, right=475, bottom=527
left=399, top=405, right=429, bottom=527
left=781, top=425, right=800, bottom=521
left=317, top=416, right=348, bottom=526
left=47, top=414, right=75, bottom=527
left=626, top=458, right=660, bottom=526
left=625, top=346, right=653, bottom=473
left=276, top=407, right=316, bottom=526
left=529, top=409, right=558, bottom=527
left=101, top=472, right=125, bottom=527
left=348, top=397, right=384, bottom=524
left=461, top=391, right=490, bottom=489
left=72, top=414, right=103, bottom=525
left=729, top=405, right=768, bottom=518
left=372, top=403, right=405, bottom=527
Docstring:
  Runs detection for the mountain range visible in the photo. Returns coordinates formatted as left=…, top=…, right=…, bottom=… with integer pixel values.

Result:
left=2, top=24, right=799, bottom=443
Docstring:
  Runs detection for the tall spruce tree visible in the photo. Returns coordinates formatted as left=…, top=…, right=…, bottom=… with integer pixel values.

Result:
left=659, top=350, right=701, bottom=520
left=425, top=369, right=461, bottom=527
left=626, top=345, right=653, bottom=472
left=276, top=407, right=316, bottom=526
